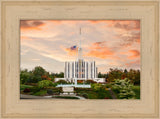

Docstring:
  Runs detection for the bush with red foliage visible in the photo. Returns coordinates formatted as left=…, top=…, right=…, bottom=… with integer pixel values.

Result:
left=23, top=88, right=31, bottom=93
left=104, top=97, right=109, bottom=99
left=85, top=80, right=97, bottom=84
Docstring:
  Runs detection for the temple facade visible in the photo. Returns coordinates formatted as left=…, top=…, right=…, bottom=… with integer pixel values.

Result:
left=55, top=28, right=105, bottom=83
left=64, top=60, right=98, bottom=80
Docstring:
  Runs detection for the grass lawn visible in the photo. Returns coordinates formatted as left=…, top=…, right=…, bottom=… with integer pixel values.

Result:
left=20, top=84, right=33, bottom=91
left=132, top=85, right=140, bottom=99
left=75, top=89, right=112, bottom=99
left=33, top=90, right=47, bottom=96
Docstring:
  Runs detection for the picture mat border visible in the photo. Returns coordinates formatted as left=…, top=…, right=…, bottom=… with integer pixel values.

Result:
left=0, top=0, right=159, bottom=118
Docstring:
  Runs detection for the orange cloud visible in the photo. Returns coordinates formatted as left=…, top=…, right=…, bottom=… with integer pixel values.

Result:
left=89, top=20, right=109, bottom=24
left=113, top=20, right=140, bottom=31
left=63, top=47, right=78, bottom=56
left=88, top=20, right=140, bottom=30
left=125, top=59, right=140, bottom=67
left=120, top=50, right=140, bottom=59
left=118, top=31, right=140, bottom=47
left=85, top=41, right=114, bottom=59
left=50, top=20, right=62, bottom=24
left=21, top=36, right=34, bottom=40
left=20, top=20, right=45, bottom=31
left=128, top=50, right=140, bottom=59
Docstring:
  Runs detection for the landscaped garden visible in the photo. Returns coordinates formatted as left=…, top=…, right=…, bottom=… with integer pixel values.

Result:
left=20, top=66, right=140, bottom=99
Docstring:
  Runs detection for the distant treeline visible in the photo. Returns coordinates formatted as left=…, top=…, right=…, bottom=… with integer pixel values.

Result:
left=20, top=66, right=140, bottom=85
left=20, top=66, right=64, bottom=84
left=98, top=68, right=140, bottom=85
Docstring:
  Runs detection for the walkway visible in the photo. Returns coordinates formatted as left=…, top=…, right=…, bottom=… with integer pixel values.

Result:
left=20, top=94, right=53, bottom=99
left=20, top=94, right=85, bottom=99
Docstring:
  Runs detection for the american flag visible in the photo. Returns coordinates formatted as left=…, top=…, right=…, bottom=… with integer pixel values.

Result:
left=70, top=45, right=77, bottom=50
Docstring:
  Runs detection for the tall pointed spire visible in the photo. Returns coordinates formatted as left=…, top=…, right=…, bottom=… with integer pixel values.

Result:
left=78, top=27, right=82, bottom=60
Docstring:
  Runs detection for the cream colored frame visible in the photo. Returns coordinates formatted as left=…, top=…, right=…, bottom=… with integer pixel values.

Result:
left=0, top=0, right=159, bottom=118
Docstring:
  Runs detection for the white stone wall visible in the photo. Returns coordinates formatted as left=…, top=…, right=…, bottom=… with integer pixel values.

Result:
left=63, top=60, right=103, bottom=82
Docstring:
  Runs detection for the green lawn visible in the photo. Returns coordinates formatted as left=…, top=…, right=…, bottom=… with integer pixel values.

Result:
left=75, top=88, right=112, bottom=99
left=20, top=84, right=33, bottom=91
left=132, top=85, right=140, bottom=99
left=33, top=90, right=47, bottom=96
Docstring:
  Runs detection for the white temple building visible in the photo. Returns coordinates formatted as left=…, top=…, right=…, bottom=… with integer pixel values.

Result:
left=55, top=28, right=105, bottom=83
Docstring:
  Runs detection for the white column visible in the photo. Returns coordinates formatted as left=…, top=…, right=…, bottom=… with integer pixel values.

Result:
left=88, top=62, right=91, bottom=79
left=73, top=62, right=75, bottom=78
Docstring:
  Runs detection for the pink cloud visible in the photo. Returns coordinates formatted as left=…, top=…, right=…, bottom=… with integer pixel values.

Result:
left=62, top=46, right=78, bottom=56
left=20, top=20, right=45, bottom=31
left=128, top=50, right=140, bottom=59
left=125, top=59, right=140, bottom=67
left=85, top=41, right=115, bottom=59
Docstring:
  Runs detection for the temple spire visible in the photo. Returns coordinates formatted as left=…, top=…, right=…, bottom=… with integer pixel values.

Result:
left=78, top=27, right=82, bottom=60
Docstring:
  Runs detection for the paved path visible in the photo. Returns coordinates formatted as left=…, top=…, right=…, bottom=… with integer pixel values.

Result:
left=20, top=94, right=85, bottom=99
left=109, top=90, right=117, bottom=99
left=75, top=96, right=85, bottom=99
left=20, top=94, right=52, bottom=99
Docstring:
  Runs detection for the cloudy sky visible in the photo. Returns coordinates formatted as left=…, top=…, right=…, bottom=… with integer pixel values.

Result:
left=20, top=20, right=140, bottom=73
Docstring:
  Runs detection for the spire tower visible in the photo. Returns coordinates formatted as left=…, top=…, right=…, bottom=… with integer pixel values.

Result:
left=78, top=27, right=82, bottom=60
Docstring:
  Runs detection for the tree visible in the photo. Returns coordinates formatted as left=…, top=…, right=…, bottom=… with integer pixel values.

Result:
left=56, top=80, right=67, bottom=84
left=32, top=66, right=47, bottom=83
left=38, top=80, right=54, bottom=89
left=20, top=69, right=30, bottom=84
left=124, top=69, right=128, bottom=74
left=33, top=66, right=47, bottom=77
left=107, top=68, right=123, bottom=82
left=133, top=69, right=140, bottom=85
left=98, top=72, right=102, bottom=78
left=126, top=69, right=140, bottom=85
left=51, top=72, right=64, bottom=78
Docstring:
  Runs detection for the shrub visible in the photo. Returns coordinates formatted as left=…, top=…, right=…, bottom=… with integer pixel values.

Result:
left=105, top=83, right=111, bottom=88
left=23, top=88, right=31, bottom=93
left=81, top=93, right=88, bottom=99
left=112, top=78, right=136, bottom=99
left=30, top=86, right=41, bottom=93
left=85, top=80, right=97, bottom=84
left=74, top=88, right=93, bottom=92
left=25, top=83, right=37, bottom=86
left=52, top=83, right=58, bottom=87
left=77, top=80, right=83, bottom=84
left=38, top=80, right=54, bottom=89
left=56, top=80, right=67, bottom=84
left=91, top=83, right=105, bottom=91
left=104, top=97, right=109, bottom=99
left=47, top=89, right=53, bottom=95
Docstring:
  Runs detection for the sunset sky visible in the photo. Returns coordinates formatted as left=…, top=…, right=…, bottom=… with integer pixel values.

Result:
left=20, top=20, right=140, bottom=73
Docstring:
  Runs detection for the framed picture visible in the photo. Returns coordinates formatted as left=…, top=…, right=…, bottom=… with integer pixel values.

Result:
left=20, top=19, right=141, bottom=100
left=0, top=0, right=159, bottom=118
